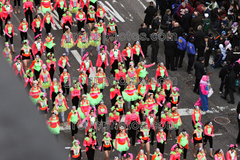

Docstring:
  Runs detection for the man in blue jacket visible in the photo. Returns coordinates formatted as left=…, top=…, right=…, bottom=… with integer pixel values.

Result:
left=187, top=36, right=196, bottom=74
left=175, top=32, right=187, bottom=68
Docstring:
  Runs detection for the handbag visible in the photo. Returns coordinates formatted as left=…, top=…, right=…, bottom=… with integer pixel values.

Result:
left=208, top=87, right=213, bottom=98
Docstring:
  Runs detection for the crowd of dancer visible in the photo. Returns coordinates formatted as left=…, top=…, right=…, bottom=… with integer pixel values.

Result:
left=1, top=0, right=240, bottom=159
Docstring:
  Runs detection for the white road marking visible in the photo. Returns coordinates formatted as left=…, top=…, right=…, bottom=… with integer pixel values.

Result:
left=137, top=0, right=147, bottom=9
left=177, top=108, right=206, bottom=116
left=98, top=1, right=125, bottom=22
left=119, top=2, right=133, bottom=21
left=51, top=11, right=62, bottom=30
left=214, top=133, right=222, bottom=136
left=216, top=106, right=228, bottom=111
left=89, top=67, right=97, bottom=78
left=120, top=115, right=126, bottom=122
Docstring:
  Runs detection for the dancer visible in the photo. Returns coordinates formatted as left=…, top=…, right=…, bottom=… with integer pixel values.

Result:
left=196, top=148, right=207, bottom=160
left=52, top=0, right=67, bottom=22
left=80, top=0, right=89, bottom=15
left=122, top=80, right=138, bottom=110
left=114, top=126, right=130, bottom=160
left=89, top=25, right=101, bottom=56
left=132, top=41, right=145, bottom=67
left=177, top=129, right=189, bottom=160
left=169, top=144, right=182, bottom=160
left=214, top=149, right=225, bottom=160
left=126, top=61, right=137, bottom=85
left=83, top=131, right=97, bottom=160
left=109, top=106, right=120, bottom=140
left=18, top=18, right=28, bottom=42
left=69, top=0, right=79, bottom=22
left=21, top=40, right=34, bottom=72
left=148, top=77, right=160, bottom=96
left=97, top=101, right=107, bottom=131
left=4, top=20, right=15, bottom=52
left=96, top=20, right=106, bottom=45
left=161, top=109, right=172, bottom=141
left=192, top=106, right=202, bottom=129
left=42, top=11, right=55, bottom=34
left=125, top=105, right=140, bottom=146
left=47, top=110, right=60, bottom=137
left=61, top=26, right=75, bottom=56
left=144, top=93, right=158, bottom=116
left=138, top=123, right=150, bottom=160
left=79, top=53, right=94, bottom=77
left=146, top=110, right=156, bottom=145
left=67, top=106, right=81, bottom=140
left=69, top=139, right=82, bottom=160
left=87, top=5, right=96, bottom=30
left=75, top=28, right=89, bottom=56
left=169, top=87, right=180, bottom=108
left=155, top=88, right=166, bottom=122
left=121, top=43, right=133, bottom=70
left=50, top=78, right=61, bottom=106
left=87, top=82, right=103, bottom=108
left=136, top=97, right=145, bottom=122
left=2, top=42, right=12, bottom=65
left=115, top=95, right=124, bottom=120
left=24, top=69, right=33, bottom=88
left=44, top=33, right=55, bottom=53
left=96, top=45, right=108, bottom=71
left=135, top=150, right=147, bottom=160
left=107, top=17, right=118, bottom=50
left=37, top=92, right=48, bottom=120
left=203, top=121, right=214, bottom=158
left=46, top=52, right=56, bottom=80
left=2, top=1, right=13, bottom=24
left=53, top=90, right=69, bottom=126
left=29, top=80, right=42, bottom=104
left=138, top=79, right=148, bottom=101
left=193, top=124, right=203, bottom=157
left=114, top=63, right=126, bottom=93
left=32, top=15, right=42, bottom=37
left=156, top=128, right=166, bottom=154
left=136, top=61, right=155, bottom=81
left=101, top=132, right=113, bottom=160
left=155, top=62, right=168, bottom=85
left=59, top=68, right=71, bottom=101
left=78, top=94, right=91, bottom=120
left=28, top=54, right=43, bottom=80
left=58, top=53, right=71, bottom=74
left=62, top=10, right=73, bottom=32
left=152, top=148, right=163, bottom=160
left=70, top=81, right=81, bottom=108
left=110, top=41, right=122, bottom=76
left=76, top=8, right=86, bottom=33
left=23, top=0, right=33, bottom=25
left=78, top=70, right=88, bottom=94
left=110, top=81, right=121, bottom=106
left=81, top=109, right=97, bottom=136
left=162, top=78, right=173, bottom=102
left=95, top=67, right=109, bottom=92
left=32, top=37, right=45, bottom=58
left=169, top=107, right=182, bottom=137
left=226, top=144, right=237, bottom=160
left=39, top=64, right=52, bottom=93
left=40, top=0, right=52, bottom=14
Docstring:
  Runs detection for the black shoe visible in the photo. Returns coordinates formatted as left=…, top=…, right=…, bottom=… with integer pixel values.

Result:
left=171, top=68, right=177, bottom=71
left=228, top=101, right=234, bottom=104
left=187, top=71, right=192, bottom=74
left=221, top=96, right=226, bottom=99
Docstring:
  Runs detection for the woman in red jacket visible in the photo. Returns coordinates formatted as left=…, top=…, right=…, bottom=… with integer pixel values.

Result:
left=23, top=0, right=33, bottom=25
left=78, top=70, right=88, bottom=94
left=87, top=5, right=96, bottom=30
left=49, top=78, right=61, bottom=106
left=2, top=1, right=13, bottom=25
left=21, top=40, right=34, bottom=72
left=32, top=15, right=42, bottom=37
left=122, top=43, right=133, bottom=70
left=5, top=20, right=15, bottom=52
left=70, top=80, right=81, bottom=108
left=42, top=11, right=55, bottom=34
left=110, top=81, right=121, bottom=106
left=52, top=0, right=67, bottom=22
left=18, top=18, right=28, bottom=42
left=96, top=45, right=108, bottom=72
left=83, top=130, right=97, bottom=160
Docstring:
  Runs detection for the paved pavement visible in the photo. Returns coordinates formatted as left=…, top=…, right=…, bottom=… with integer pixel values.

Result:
left=3, top=0, right=240, bottom=159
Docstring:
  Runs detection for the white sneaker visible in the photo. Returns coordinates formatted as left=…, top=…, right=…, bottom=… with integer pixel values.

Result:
left=206, top=110, right=213, bottom=113
left=219, top=91, right=222, bottom=94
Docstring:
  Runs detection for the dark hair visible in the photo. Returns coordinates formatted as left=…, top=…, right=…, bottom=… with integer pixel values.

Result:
left=141, top=23, right=145, bottom=27
left=237, top=101, right=240, bottom=114
left=204, top=121, right=211, bottom=126
left=214, top=149, right=221, bottom=155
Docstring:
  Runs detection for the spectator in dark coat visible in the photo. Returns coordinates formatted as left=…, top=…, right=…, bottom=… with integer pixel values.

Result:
left=161, top=9, right=172, bottom=31
left=151, top=29, right=160, bottom=63
left=181, top=8, right=192, bottom=33
left=159, top=0, right=168, bottom=18
left=194, top=25, right=205, bottom=60
left=221, top=66, right=236, bottom=104
left=171, top=22, right=184, bottom=38
left=191, top=11, right=203, bottom=31
left=219, top=61, right=230, bottom=93
left=139, top=23, right=151, bottom=58
left=202, top=5, right=211, bottom=19
left=164, top=34, right=177, bottom=71
left=211, top=49, right=223, bottom=69
left=144, top=2, right=157, bottom=27
left=193, top=57, right=206, bottom=93
left=151, top=12, right=161, bottom=30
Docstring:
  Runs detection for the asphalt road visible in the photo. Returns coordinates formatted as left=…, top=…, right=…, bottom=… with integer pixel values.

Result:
left=2, top=0, right=240, bottom=159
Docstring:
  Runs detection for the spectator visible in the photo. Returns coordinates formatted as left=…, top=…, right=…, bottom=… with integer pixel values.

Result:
left=181, top=8, right=192, bottom=33
left=204, top=36, right=211, bottom=67
left=175, top=32, right=187, bottom=68
left=161, top=9, right=172, bottom=31
left=202, top=5, right=211, bottom=19
left=177, top=2, right=193, bottom=20
left=203, top=13, right=211, bottom=35
left=151, top=12, right=161, bottom=31
left=219, top=61, right=230, bottom=93
left=193, top=57, right=206, bottom=93
left=159, top=0, right=168, bottom=18
left=231, top=22, right=239, bottom=48
left=138, top=23, right=151, bottom=57
left=211, top=49, right=223, bottom=69
left=196, top=2, right=204, bottom=13
left=219, top=44, right=227, bottom=61
left=187, top=36, right=196, bottom=74
left=144, top=1, right=157, bottom=28
left=221, top=66, right=236, bottom=104
left=151, top=29, right=160, bottom=63
left=172, top=0, right=181, bottom=20
left=191, top=11, right=203, bottom=31
left=194, top=25, right=205, bottom=61
left=171, top=22, right=184, bottom=38
left=164, top=33, right=177, bottom=71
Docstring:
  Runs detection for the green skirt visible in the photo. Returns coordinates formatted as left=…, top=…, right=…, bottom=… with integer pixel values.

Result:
left=77, top=41, right=89, bottom=49
left=122, top=91, right=139, bottom=102
left=62, top=40, right=74, bottom=49
left=48, top=124, right=60, bottom=135
left=70, top=7, right=78, bottom=13
left=77, top=108, right=87, bottom=120
left=41, top=81, right=51, bottom=89
left=53, top=104, right=67, bottom=113
left=145, top=105, right=158, bottom=116
left=97, top=82, right=108, bottom=90
left=87, top=93, right=103, bottom=105
left=30, top=96, right=40, bottom=105
left=42, top=6, right=51, bottom=14
left=89, top=40, right=101, bottom=47
left=113, top=139, right=130, bottom=152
